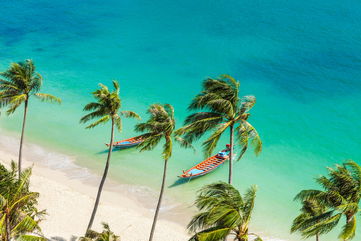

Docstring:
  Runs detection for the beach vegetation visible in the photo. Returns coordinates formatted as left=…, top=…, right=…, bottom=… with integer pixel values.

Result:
left=79, top=222, right=120, bottom=241
left=188, top=182, right=262, bottom=241
left=294, top=160, right=361, bottom=241
left=291, top=198, right=327, bottom=241
left=0, top=162, right=46, bottom=241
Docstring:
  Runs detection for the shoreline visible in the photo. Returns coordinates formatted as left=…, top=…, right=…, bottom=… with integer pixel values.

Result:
left=0, top=132, right=190, bottom=241
left=0, top=131, right=288, bottom=241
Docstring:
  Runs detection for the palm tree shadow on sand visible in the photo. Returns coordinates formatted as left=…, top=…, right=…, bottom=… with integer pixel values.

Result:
left=50, top=236, right=77, bottom=241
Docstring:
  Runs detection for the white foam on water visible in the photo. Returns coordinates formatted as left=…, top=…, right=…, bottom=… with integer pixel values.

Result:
left=0, top=131, right=92, bottom=179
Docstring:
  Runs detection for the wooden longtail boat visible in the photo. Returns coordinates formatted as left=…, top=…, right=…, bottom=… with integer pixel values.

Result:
left=179, top=148, right=230, bottom=179
left=106, top=135, right=143, bottom=149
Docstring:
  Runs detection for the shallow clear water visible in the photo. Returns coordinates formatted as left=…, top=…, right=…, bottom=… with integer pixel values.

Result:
left=1, top=0, right=361, bottom=240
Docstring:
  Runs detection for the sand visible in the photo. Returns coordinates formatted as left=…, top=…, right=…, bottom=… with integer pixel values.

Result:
left=0, top=134, right=189, bottom=241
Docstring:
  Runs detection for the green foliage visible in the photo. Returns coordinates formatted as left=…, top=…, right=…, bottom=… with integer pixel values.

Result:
left=176, top=74, right=262, bottom=158
left=79, top=223, right=120, bottom=241
left=0, top=59, right=61, bottom=115
left=291, top=198, right=331, bottom=239
left=293, top=160, right=361, bottom=240
left=80, top=80, right=140, bottom=130
left=188, top=182, right=262, bottom=241
left=135, top=104, right=192, bottom=160
left=0, top=162, right=46, bottom=241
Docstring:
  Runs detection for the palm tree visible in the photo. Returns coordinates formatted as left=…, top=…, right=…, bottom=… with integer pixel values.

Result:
left=295, top=160, right=361, bottom=241
left=0, top=162, right=46, bottom=241
left=135, top=104, right=192, bottom=241
left=176, top=75, right=262, bottom=184
left=188, top=182, right=262, bottom=241
left=80, top=80, right=140, bottom=232
left=291, top=198, right=328, bottom=241
left=79, top=223, right=120, bottom=241
left=0, top=59, right=61, bottom=177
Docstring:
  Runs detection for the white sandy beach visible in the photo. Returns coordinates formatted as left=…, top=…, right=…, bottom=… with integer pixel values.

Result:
left=0, top=134, right=189, bottom=241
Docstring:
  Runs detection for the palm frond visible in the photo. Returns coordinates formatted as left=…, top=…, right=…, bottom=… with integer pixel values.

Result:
left=197, top=227, right=231, bottom=241
left=338, top=217, right=356, bottom=240
left=164, top=104, right=175, bottom=120
left=80, top=111, right=106, bottom=124
left=174, top=136, right=196, bottom=152
left=34, top=93, right=61, bottom=103
left=203, top=122, right=231, bottom=157
left=112, top=80, right=120, bottom=93
left=242, top=185, right=257, bottom=223
left=83, top=102, right=101, bottom=111
left=189, top=182, right=258, bottom=241
left=177, top=115, right=223, bottom=144
left=85, top=116, right=110, bottom=129
left=11, top=215, right=39, bottom=235
left=239, top=120, right=262, bottom=156
left=17, top=234, right=47, bottom=241
left=344, top=160, right=361, bottom=186
left=6, top=101, right=23, bottom=115
left=163, top=135, right=173, bottom=160
left=121, top=110, right=141, bottom=120
left=136, top=133, right=163, bottom=152
left=113, top=115, right=122, bottom=132
left=183, top=112, right=223, bottom=125
left=240, top=95, right=256, bottom=112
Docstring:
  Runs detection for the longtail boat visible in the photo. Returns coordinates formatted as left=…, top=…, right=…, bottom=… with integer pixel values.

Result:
left=179, top=148, right=230, bottom=179
left=106, top=135, right=143, bottom=149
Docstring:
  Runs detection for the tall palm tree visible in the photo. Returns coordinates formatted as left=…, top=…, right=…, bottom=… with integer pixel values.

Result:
left=135, top=104, right=192, bottom=241
left=0, top=59, right=61, bottom=177
left=291, top=198, right=328, bottom=241
left=0, top=162, right=46, bottom=241
left=295, top=160, right=361, bottom=241
left=188, top=182, right=262, bottom=241
left=80, top=80, right=140, bottom=232
left=79, top=223, right=120, bottom=241
left=176, top=75, right=262, bottom=184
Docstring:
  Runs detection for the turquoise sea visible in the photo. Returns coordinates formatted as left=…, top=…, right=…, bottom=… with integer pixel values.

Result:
left=1, top=0, right=361, bottom=240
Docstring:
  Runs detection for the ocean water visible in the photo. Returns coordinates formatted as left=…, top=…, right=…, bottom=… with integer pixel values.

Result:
left=1, top=0, right=361, bottom=240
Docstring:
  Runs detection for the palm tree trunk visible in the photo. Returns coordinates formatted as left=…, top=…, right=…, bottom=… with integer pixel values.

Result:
left=148, top=158, right=168, bottom=241
left=228, top=124, right=234, bottom=184
left=5, top=214, right=10, bottom=241
left=86, top=119, right=115, bottom=233
left=316, top=233, right=319, bottom=241
left=18, top=99, right=28, bottom=178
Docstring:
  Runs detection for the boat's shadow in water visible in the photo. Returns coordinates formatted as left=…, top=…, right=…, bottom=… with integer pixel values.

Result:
left=96, top=146, right=135, bottom=154
left=169, top=177, right=196, bottom=188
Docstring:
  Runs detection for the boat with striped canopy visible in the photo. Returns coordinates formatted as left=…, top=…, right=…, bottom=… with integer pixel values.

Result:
left=179, top=146, right=230, bottom=179
left=106, top=135, right=143, bottom=149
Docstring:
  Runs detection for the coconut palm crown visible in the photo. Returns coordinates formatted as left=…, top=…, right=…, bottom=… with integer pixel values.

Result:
left=188, top=182, right=262, bottom=241
left=0, top=59, right=61, bottom=177
left=80, top=80, right=140, bottom=130
left=295, top=160, right=361, bottom=241
left=80, top=80, right=140, bottom=232
left=291, top=198, right=328, bottom=241
left=79, top=223, right=120, bottom=241
left=176, top=75, right=262, bottom=184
